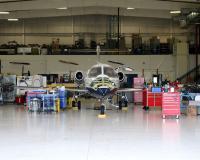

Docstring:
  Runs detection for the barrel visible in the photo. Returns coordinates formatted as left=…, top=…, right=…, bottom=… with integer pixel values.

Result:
left=56, top=98, right=60, bottom=112
left=30, top=98, right=40, bottom=111
left=15, top=96, right=25, bottom=104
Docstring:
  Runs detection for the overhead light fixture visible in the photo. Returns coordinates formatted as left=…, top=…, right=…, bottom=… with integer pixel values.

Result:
left=191, top=12, right=198, bottom=16
left=0, top=11, right=10, bottom=14
left=124, top=67, right=134, bottom=72
left=127, top=7, right=135, bottom=10
left=56, top=7, right=67, bottom=10
left=170, top=10, right=181, bottom=14
left=8, top=19, right=19, bottom=21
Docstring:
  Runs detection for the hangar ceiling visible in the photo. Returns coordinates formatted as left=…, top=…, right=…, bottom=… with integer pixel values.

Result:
left=0, top=0, right=199, bottom=19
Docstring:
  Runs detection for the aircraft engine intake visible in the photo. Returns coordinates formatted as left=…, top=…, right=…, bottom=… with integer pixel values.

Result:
left=74, top=71, right=84, bottom=84
left=118, top=72, right=125, bottom=83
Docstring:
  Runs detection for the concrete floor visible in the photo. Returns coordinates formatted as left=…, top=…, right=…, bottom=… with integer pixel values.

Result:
left=0, top=101, right=200, bottom=160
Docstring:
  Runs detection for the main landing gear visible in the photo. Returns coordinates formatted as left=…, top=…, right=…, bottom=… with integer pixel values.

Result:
left=118, top=93, right=128, bottom=111
left=72, top=95, right=81, bottom=110
left=118, top=100, right=128, bottom=110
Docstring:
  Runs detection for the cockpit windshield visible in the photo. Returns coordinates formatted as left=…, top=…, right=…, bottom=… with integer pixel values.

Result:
left=88, top=67, right=102, bottom=78
left=104, top=67, right=118, bottom=78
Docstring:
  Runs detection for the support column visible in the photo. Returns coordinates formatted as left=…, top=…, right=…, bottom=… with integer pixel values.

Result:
left=175, top=42, right=189, bottom=79
left=195, top=25, right=200, bottom=84
left=22, top=20, right=25, bottom=45
left=117, top=7, right=120, bottom=50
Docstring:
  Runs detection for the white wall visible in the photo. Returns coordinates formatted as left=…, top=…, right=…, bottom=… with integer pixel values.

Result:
left=0, top=55, right=176, bottom=82
left=0, top=15, right=190, bottom=47
left=189, top=55, right=200, bottom=70
left=0, top=15, right=193, bottom=81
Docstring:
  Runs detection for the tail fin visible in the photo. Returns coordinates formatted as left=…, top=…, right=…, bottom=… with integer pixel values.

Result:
left=96, top=45, right=101, bottom=62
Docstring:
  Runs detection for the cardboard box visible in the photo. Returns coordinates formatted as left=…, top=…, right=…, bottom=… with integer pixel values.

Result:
left=182, top=100, right=189, bottom=105
left=187, top=105, right=197, bottom=116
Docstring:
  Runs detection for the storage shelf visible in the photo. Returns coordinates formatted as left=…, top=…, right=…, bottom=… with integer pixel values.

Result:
left=0, top=32, right=192, bottom=37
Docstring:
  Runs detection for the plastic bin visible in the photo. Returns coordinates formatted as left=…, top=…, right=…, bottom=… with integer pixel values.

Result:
left=151, top=87, right=161, bottom=93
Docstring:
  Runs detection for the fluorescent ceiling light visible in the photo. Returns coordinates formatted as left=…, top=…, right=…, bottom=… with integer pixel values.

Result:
left=8, top=19, right=19, bottom=21
left=191, top=12, right=198, bottom=16
left=170, top=10, right=181, bottom=14
left=56, top=7, right=67, bottom=10
left=0, top=11, right=10, bottom=14
left=127, top=7, right=135, bottom=10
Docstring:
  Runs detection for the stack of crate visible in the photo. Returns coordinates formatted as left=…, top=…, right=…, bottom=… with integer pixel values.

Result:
left=133, top=77, right=144, bottom=104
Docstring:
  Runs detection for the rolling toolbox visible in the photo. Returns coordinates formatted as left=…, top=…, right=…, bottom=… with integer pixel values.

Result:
left=162, top=92, right=180, bottom=119
left=143, top=89, right=162, bottom=110
left=133, top=78, right=144, bottom=103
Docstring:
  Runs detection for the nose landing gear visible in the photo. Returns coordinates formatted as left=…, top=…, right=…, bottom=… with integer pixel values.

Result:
left=98, top=101, right=107, bottom=118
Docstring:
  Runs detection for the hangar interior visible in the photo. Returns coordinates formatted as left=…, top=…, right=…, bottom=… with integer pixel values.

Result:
left=0, top=0, right=200, bottom=160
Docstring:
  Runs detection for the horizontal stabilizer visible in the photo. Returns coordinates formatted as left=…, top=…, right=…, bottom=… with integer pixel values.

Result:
left=65, top=88, right=88, bottom=93
left=117, top=88, right=142, bottom=93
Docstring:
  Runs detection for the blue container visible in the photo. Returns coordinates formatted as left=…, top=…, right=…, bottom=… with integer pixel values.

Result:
left=59, top=89, right=66, bottom=98
left=44, top=95, right=50, bottom=110
left=151, top=87, right=161, bottom=93
left=60, top=97, right=66, bottom=109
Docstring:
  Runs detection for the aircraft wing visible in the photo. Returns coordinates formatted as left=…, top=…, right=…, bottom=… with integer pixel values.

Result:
left=16, top=86, right=45, bottom=89
left=117, top=88, right=143, bottom=93
left=65, top=88, right=88, bottom=93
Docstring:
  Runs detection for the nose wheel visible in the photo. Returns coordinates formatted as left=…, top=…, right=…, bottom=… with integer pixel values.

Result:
left=100, top=105, right=105, bottom=115
left=98, top=103, right=106, bottom=118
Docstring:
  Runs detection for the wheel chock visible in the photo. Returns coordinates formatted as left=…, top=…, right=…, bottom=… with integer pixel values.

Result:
left=98, top=114, right=107, bottom=119
left=122, top=107, right=128, bottom=111
left=73, top=107, right=79, bottom=111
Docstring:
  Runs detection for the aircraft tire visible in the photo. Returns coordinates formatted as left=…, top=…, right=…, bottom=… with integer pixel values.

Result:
left=100, top=105, right=105, bottom=115
left=124, top=101, right=128, bottom=107
left=72, top=101, right=76, bottom=107
left=119, top=101, right=122, bottom=110
left=78, top=101, right=81, bottom=110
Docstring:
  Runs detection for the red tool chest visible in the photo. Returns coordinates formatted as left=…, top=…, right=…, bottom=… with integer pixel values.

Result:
left=162, top=92, right=180, bottom=119
left=143, top=89, right=162, bottom=110
left=133, top=78, right=144, bottom=103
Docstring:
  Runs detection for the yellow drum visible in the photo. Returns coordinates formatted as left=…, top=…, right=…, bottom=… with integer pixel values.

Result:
left=56, top=98, right=60, bottom=112
left=68, top=97, right=73, bottom=109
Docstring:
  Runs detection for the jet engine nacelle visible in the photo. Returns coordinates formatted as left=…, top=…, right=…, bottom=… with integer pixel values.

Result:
left=118, top=71, right=125, bottom=83
left=74, top=71, right=84, bottom=84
